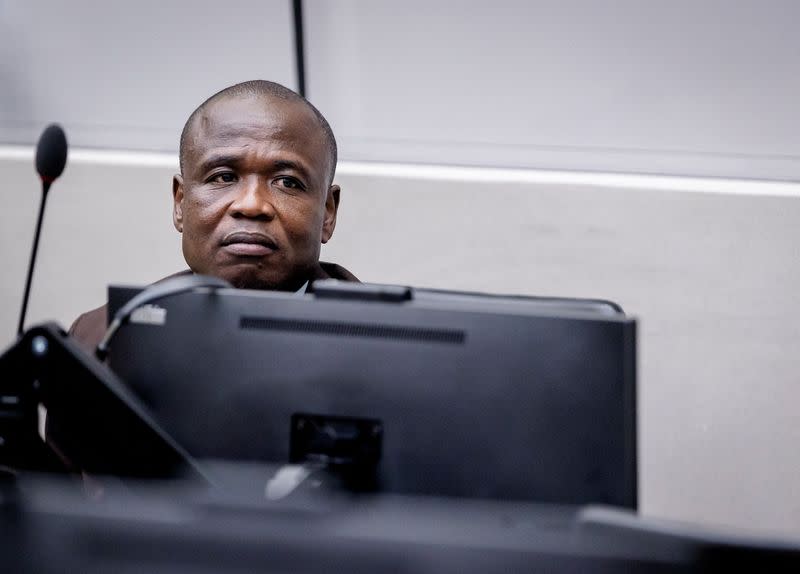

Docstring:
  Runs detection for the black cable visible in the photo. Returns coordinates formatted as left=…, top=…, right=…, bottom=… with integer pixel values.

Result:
left=292, top=0, right=306, bottom=97
left=17, top=183, right=51, bottom=336
left=95, top=274, right=231, bottom=361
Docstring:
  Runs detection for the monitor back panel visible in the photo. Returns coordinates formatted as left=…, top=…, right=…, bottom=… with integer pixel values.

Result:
left=107, top=287, right=637, bottom=508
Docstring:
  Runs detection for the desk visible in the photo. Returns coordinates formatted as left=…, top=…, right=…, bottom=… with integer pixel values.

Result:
left=4, top=472, right=799, bottom=573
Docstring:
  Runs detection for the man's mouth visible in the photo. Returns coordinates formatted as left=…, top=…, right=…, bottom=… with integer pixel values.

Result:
left=220, top=231, right=278, bottom=257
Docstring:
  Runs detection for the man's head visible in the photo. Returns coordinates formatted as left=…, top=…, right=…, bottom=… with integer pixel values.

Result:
left=173, top=80, right=340, bottom=291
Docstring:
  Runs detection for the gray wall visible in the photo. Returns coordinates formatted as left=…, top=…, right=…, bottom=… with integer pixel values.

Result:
left=306, top=0, right=800, bottom=180
left=0, top=0, right=295, bottom=149
left=326, top=164, right=800, bottom=535
left=3, top=1, right=799, bottom=177
left=2, top=0, right=800, bottom=538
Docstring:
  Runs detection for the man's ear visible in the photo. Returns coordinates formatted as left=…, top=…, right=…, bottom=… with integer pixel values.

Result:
left=172, top=174, right=184, bottom=233
left=321, top=184, right=340, bottom=244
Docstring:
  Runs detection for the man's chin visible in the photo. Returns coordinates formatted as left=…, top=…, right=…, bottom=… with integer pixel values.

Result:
left=225, top=272, right=280, bottom=291
left=216, top=267, right=296, bottom=292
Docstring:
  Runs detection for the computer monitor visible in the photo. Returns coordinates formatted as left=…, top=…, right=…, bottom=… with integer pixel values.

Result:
left=106, top=280, right=637, bottom=508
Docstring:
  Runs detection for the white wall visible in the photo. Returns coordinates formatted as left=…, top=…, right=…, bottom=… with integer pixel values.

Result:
left=4, top=1, right=799, bottom=177
left=306, top=0, right=800, bottom=180
left=0, top=0, right=295, bottom=150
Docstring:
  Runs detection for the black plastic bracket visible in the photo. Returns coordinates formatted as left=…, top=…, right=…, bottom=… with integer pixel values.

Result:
left=0, top=323, right=208, bottom=484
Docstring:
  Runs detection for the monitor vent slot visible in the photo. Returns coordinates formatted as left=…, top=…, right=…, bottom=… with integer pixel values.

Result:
left=240, top=317, right=465, bottom=345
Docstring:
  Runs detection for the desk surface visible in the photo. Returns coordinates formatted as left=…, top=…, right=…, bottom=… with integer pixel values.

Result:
left=4, top=472, right=800, bottom=573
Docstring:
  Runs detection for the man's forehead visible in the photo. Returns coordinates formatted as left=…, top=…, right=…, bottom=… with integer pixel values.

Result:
left=195, top=96, right=312, bottom=141
left=184, top=95, right=327, bottom=170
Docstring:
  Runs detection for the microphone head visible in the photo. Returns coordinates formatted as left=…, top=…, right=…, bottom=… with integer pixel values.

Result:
left=35, top=123, right=68, bottom=183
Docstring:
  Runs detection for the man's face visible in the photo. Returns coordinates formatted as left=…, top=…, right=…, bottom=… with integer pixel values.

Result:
left=173, top=95, right=339, bottom=290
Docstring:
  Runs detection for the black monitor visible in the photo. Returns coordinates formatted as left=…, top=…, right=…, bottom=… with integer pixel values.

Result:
left=105, top=280, right=637, bottom=508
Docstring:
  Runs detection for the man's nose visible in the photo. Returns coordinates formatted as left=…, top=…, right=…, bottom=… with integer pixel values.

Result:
left=229, top=176, right=276, bottom=219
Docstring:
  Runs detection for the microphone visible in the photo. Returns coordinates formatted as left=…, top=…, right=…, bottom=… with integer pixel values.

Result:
left=17, top=124, right=68, bottom=336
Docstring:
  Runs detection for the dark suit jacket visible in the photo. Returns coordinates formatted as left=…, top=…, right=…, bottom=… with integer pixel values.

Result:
left=68, top=262, right=359, bottom=353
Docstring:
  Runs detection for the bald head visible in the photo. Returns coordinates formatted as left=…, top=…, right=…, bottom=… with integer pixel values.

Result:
left=172, top=81, right=342, bottom=291
left=179, top=80, right=338, bottom=185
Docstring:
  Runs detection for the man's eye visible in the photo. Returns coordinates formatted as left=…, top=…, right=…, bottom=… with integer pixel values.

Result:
left=210, top=172, right=237, bottom=184
left=276, top=176, right=304, bottom=190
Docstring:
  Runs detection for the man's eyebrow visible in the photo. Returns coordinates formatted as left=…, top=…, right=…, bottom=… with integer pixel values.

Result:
left=197, top=153, right=241, bottom=172
left=273, top=159, right=311, bottom=181
left=194, top=155, right=314, bottom=181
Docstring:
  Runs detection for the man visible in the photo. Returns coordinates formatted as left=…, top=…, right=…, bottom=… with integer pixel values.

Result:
left=69, top=80, right=358, bottom=352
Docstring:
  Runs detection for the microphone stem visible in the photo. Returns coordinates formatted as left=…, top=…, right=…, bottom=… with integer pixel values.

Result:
left=17, top=182, right=51, bottom=336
